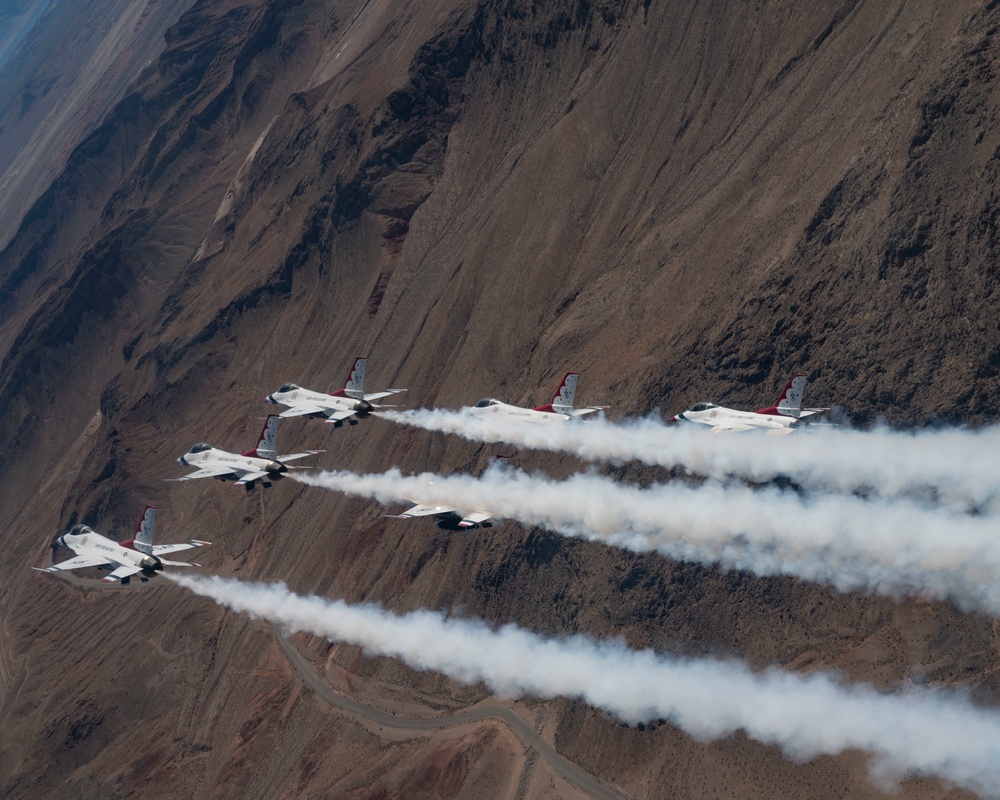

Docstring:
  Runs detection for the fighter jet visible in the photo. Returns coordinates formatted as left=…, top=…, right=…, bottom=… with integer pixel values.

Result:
left=385, top=457, right=509, bottom=530
left=34, top=506, right=209, bottom=585
left=266, top=356, right=405, bottom=428
left=171, top=414, right=322, bottom=491
left=467, top=372, right=608, bottom=424
left=670, top=375, right=829, bottom=434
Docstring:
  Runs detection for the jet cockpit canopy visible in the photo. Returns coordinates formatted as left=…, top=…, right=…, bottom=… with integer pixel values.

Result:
left=474, top=398, right=500, bottom=408
left=278, top=383, right=300, bottom=393
left=188, top=442, right=213, bottom=454
left=689, top=402, right=719, bottom=412
left=69, top=524, right=94, bottom=536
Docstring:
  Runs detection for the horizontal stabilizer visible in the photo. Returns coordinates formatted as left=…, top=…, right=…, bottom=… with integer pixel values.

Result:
left=570, top=406, right=609, bottom=417
left=103, top=564, right=143, bottom=583
left=152, top=540, right=211, bottom=555
left=234, top=471, right=269, bottom=486
left=363, top=389, right=407, bottom=402
left=277, top=450, right=324, bottom=462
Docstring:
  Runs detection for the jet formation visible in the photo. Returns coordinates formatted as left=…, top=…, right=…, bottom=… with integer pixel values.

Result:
left=38, top=358, right=829, bottom=581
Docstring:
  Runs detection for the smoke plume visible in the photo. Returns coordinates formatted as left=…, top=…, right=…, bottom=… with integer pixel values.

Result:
left=294, top=468, right=1000, bottom=614
left=382, top=409, right=1000, bottom=511
left=168, top=572, right=1000, bottom=798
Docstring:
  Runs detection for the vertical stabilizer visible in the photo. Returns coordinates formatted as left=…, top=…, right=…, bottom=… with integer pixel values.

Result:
left=342, top=356, right=367, bottom=400
left=244, top=415, right=280, bottom=458
left=120, top=505, right=155, bottom=553
left=134, top=505, right=156, bottom=554
left=534, top=372, right=579, bottom=412
left=755, top=375, right=808, bottom=417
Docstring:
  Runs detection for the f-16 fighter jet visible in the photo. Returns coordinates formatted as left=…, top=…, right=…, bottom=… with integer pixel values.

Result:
left=171, top=414, right=322, bottom=491
left=467, top=372, right=608, bottom=424
left=266, top=356, right=405, bottom=428
left=34, top=506, right=209, bottom=585
left=385, top=457, right=510, bottom=530
left=670, top=375, right=829, bottom=434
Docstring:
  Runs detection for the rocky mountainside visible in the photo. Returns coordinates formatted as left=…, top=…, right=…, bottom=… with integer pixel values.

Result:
left=2, top=0, right=999, bottom=797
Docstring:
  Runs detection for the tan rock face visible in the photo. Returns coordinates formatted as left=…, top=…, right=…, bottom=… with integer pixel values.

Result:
left=1, top=0, right=998, bottom=797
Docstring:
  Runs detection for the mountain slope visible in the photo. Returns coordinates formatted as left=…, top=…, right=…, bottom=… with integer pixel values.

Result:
left=1, top=1, right=999, bottom=797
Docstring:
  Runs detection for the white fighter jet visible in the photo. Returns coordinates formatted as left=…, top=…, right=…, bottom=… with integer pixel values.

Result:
left=171, top=414, right=322, bottom=491
left=385, top=457, right=509, bottom=530
left=265, top=356, right=405, bottom=428
left=467, top=372, right=608, bottom=423
left=34, top=506, right=209, bottom=585
left=670, top=374, right=829, bottom=434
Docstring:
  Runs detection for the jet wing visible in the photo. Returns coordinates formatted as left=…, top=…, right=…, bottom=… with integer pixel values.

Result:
left=363, top=389, right=407, bottom=402
left=710, top=423, right=755, bottom=433
left=458, top=511, right=493, bottom=527
left=102, top=563, right=143, bottom=583
left=167, top=466, right=237, bottom=481
left=152, top=540, right=211, bottom=555
left=276, top=450, right=324, bottom=463
left=40, top=554, right=111, bottom=572
left=278, top=404, right=329, bottom=418
left=387, top=502, right=457, bottom=518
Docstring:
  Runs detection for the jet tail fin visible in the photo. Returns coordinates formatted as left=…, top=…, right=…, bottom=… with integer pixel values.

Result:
left=119, top=505, right=156, bottom=554
left=533, top=372, right=579, bottom=413
left=755, top=374, right=809, bottom=417
left=328, top=356, right=367, bottom=400
left=241, top=415, right=280, bottom=458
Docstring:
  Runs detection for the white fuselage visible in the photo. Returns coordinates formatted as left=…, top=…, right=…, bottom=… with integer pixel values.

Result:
left=467, top=400, right=571, bottom=424
left=58, top=527, right=160, bottom=572
left=266, top=388, right=369, bottom=416
left=177, top=447, right=285, bottom=477
left=676, top=405, right=796, bottom=431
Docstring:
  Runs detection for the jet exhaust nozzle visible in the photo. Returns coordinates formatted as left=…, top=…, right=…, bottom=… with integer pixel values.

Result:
left=266, top=460, right=288, bottom=474
left=140, top=556, right=163, bottom=573
left=356, top=400, right=374, bottom=415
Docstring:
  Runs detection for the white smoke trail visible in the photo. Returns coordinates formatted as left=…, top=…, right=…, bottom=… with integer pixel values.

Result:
left=382, top=409, right=1000, bottom=511
left=167, top=572, right=1000, bottom=797
left=294, top=468, right=1000, bottom=614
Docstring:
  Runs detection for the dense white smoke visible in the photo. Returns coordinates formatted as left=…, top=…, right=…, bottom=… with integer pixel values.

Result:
left=382, top=410, right=1000, bottom=511
left=168, top=573, right=1000, bottom=797
left=294, top=468, right=1000, bottom=614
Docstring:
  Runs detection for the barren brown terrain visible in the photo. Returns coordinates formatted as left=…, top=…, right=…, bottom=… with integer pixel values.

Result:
left=2, top=0, right=1000, bottom=798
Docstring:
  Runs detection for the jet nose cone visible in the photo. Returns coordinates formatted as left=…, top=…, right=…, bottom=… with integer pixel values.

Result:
left=177, top=456, right=187, bottom=465
left=667, top=415, right=680, bottom=425
left=265, top=394, right=276, bottom=404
